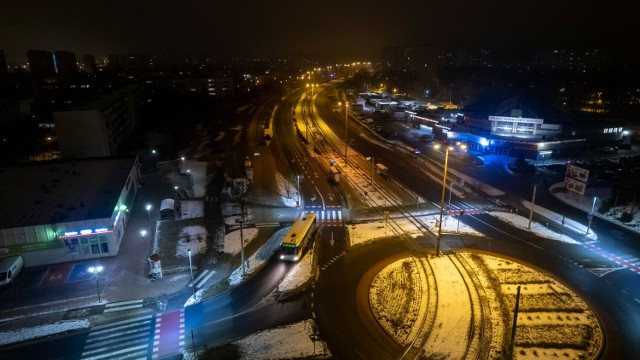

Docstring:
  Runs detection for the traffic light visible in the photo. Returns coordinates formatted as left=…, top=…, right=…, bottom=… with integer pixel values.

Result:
left=460, top=210, right=465, bottom=216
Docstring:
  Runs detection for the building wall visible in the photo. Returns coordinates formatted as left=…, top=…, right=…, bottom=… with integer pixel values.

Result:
left=53, top=51, right=78, bottom=76
left=53, top=85, right=141, bottom=159
left=0, top=157, right=140, bottom=267
left=54, top=109, right=111, bottom=158
left=27, top=50, right=56, bottom=78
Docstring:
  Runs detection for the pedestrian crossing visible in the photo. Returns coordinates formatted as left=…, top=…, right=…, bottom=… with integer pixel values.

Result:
left=80, top=314, right=154, bottom=360
left=104, top=299, right=144, bottom=313
left=306, top=207, right=342, bottom=227
left=583, top=243, right=640, bottom=275
left=188, top=269, right=216, bottom=289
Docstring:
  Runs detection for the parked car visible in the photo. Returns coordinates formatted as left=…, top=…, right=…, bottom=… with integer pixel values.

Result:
left=0, top=256, right=24, bottom=286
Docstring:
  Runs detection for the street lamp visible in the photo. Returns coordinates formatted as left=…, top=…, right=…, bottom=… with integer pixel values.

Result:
left=296, top=175, right=301, bottom=208
left=188, top=249, right=195, bottom=296
left=434, top=144, right=452, bottom=256
left=366, top=156, right=375, bottom=190
left=88, top=265, right=104, bottom=303
left=180, top=156, right=185, bottom=174
left=174, top=186, right=179, bottom=198
left=145, top=204, right=152, bottom=222
left=586, top=196, right=598, bottom=235
left=343, top=102, right=349, bottom=167
left=140, top=230, right=148, bottom=257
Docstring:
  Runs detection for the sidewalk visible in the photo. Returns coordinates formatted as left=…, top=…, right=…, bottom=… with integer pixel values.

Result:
left=548, top=182, right=640, bottom=235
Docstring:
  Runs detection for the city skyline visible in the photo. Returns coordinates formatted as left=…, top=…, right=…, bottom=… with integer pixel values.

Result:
left=1, top=0, right=639, bottom=65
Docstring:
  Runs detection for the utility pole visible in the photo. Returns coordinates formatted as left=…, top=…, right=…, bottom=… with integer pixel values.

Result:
left=527, top=185, right=537, bottom=230
left=436, top=145, right=450, bottom=256
left=344, top=103, right=349, bottom=167
left=508, top=285, right=522, bottom=359
left=586, top=196, right=597, bottom=235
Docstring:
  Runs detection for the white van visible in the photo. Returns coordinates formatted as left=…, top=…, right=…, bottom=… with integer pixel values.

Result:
left=0, top=256, right=23, bottom=286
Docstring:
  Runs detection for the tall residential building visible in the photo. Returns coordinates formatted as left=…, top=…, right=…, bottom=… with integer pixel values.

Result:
left=82, top=54, right=96, bottom=73
left=382, top=45, right=440, bottom=84
left=54, top=51, right=78, bottom=76
left=53, top=85, right=142, bottom=158
left=0, top=49, right=7, bottom=73
left=27, top=50, right=56, bottom=78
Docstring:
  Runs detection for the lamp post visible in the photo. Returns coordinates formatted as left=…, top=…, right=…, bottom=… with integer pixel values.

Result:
left=174, top=186, right=179, bottom=199
left=145, top=204, right=152, bottom=222
left=296, top=175, right=301, bottom=208
left=140, top=230, right=148, bottom=257
left=586, top=196, right=598, bottom=235
left=367, top=156, right=375, bottom=190
left=88, top=265, right=104, bottom=303
left=180, top=156, right=185, bottom=174
left=344, top=102, right=349, bottom=167
left=435, top=144, right=451, bottom=256
left=188, top=249, right=195, bottom=296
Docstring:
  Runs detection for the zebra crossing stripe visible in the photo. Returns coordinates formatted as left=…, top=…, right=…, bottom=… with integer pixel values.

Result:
left=81, top=314, right=153, bottom=360
left=196, top=270, right=216, bottom=288
left=104, top=299, right=144, bottom=313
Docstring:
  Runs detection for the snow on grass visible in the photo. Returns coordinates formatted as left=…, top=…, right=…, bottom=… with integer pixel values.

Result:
left=234, top=320, right=330, bottom=360
left=222, top=227, right=259, bottom=255
left=175, top=225, right=208, bottom=256
left=277, top=249, right=313, bottom=293
left=490, top=211, right=581, bottom=244
left=179, top=200, right=204, bottom=219
left=0, top=320, right=90, bottom=346
left=274, top=172, right=299, bottom=208
left=182, top=320, right=331, bottom=360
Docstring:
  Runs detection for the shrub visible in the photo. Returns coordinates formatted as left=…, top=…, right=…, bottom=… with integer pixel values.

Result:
left=619, top=211, right=634, bottom=223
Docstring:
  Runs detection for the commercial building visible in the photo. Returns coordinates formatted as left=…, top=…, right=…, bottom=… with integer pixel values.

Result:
left=0, top=157, right=140, bottom=267
left=407, top=96, right=627, bottom=160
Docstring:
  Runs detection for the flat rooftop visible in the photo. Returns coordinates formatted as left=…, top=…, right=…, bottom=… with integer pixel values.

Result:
left=0, top=158, right=136, bottom=228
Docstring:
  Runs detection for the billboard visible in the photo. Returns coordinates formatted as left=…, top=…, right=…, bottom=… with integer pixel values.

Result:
left=564, top=177, right=586, bottom=195
left=565, top=164, right=589, bottom=183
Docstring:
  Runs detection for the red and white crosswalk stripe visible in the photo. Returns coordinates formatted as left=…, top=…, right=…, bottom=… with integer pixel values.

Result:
left=583, top=243, right=640, bottom=274
left=152, top=309, right=184, bottom=359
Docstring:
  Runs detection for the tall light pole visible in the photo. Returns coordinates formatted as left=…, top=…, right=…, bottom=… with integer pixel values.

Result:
left=174, top=186, right=179, bottom=199
left=586, top=196, right=598, bottom=235
left=188, top=249, right=195, bottom=296
left=140, top=230, right=148, bottom=257
left=180, top=156, right=185, bottom=174
left=367, top=156, right=375, bottom=190
left=435, top=144, right=451, bottom=256
left=344, top=102, right=349, bottom=167
left=528, top=185, right=537, bottom=230
left=145, top=204, right=152, bottom=222
left=88, top=265, right=104, bottom=303
left=296, top=175, right=301, bottom=208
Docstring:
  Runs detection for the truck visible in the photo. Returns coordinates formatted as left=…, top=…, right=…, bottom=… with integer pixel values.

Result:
left=375, top=163, right=389, bottom=178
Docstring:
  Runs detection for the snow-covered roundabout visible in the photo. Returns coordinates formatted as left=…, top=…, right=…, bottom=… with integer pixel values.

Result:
left=369, top=252, right=603, bottom=360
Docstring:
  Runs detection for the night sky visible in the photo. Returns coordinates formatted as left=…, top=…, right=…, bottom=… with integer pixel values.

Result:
left=1, top=0, right=638, bottom=65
